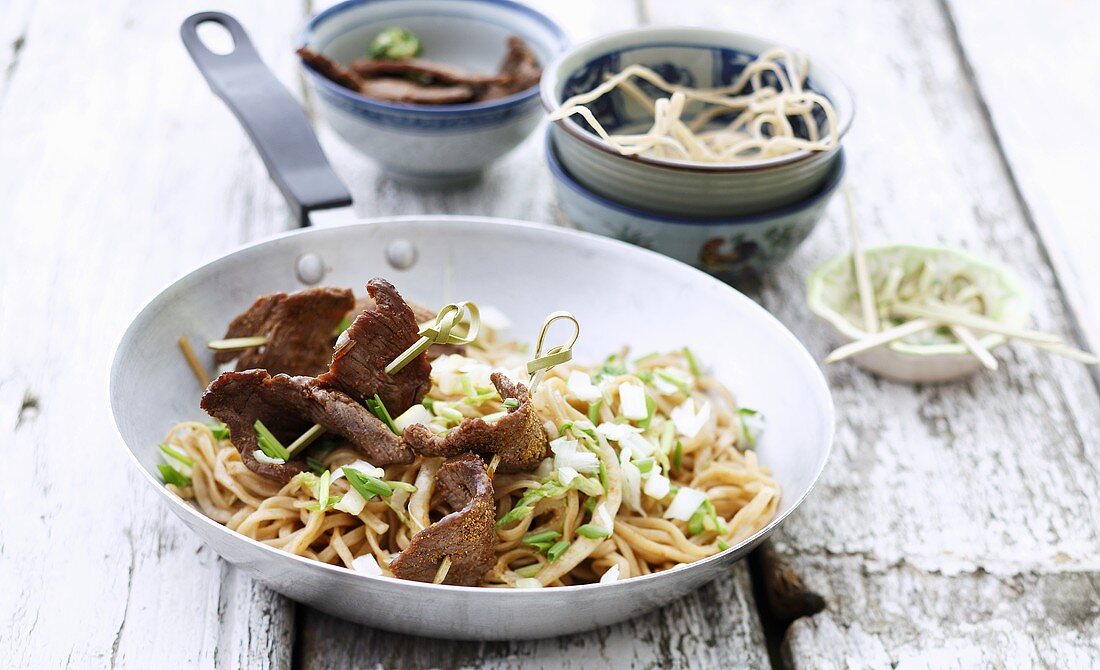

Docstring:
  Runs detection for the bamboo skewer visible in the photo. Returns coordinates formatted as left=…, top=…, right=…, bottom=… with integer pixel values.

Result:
left=844, top=185, right=880, bottom=334
left=950, top=325, right=998, bottom=371
left=178, top=335, right=211, bottom=387
left=824, top=318, right=937, bottom=363
left=891, top=302, right=1060, bottom=344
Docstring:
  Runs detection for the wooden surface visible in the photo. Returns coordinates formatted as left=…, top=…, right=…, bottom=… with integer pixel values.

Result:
left=1, top=0, right=1097, bottom=668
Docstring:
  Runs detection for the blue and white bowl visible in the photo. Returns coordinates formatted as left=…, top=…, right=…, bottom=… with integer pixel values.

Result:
left=547, top=129, right=846, bottom=280
left=541, top=27, right=853, bottom=216
left=300, top=0, right=568, bottom=185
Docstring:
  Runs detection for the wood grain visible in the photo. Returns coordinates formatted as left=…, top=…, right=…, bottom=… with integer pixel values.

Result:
left=643, top=0, right=1100, bottom=666
left=298, top=565, right=769, bottom=670
left=0, top=1, right=306, bottom=667
left=944, top=0, right=1100, bottom=358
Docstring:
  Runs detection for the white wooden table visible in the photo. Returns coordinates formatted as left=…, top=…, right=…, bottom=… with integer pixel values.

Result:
left=3, top=0, right=1099, bottom=667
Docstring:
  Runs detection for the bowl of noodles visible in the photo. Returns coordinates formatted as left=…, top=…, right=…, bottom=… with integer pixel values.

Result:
left=540, top=26, right=854, bottom=218
left=110, top=216, right=833, bottom=639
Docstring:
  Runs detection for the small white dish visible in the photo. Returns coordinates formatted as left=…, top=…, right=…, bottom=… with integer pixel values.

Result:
left=300, top=0, right=568, bottom=185
left=807, top=244, right=1031, bottom=383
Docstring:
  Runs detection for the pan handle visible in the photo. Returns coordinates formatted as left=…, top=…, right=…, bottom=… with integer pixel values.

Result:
left=180, top=11, right=352, bottom=227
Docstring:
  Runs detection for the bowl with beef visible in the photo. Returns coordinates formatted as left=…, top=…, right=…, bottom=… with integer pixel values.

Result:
left=299, top=0, right=568, bottom=185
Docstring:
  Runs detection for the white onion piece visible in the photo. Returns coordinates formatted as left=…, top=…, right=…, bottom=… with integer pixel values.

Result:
left=665, top=487, right=707, bottom=521
left=619, top=383, right=649, bottom=420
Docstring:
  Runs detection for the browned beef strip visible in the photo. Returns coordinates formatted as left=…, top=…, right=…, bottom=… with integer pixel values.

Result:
left=200, top=370, right=311, bottom=483
left=404, top=373, right=548, bottom=472
left=360, top=78, right=474, bottom=104
left=200, top=370, right=413, bottom=482
left=388, top=454, right=496, bottom=585
left=297, top=47, right=366, bottom=92
left=349, top=57, right=507, bottom=86
left=478, top=36, right=542, bottom=101
left=317, top=278, right=431, bottom=417
left=265, top=374, right=413, bottom=466
left=216, top=287, right=355, bottom=377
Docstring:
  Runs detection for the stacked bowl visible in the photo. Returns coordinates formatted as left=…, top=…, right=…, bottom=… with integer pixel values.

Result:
left=540, top=27, right=853, bottom=280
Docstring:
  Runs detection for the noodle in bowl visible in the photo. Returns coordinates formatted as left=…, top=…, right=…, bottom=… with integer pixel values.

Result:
left=540, top=26, right=854, bottom=217
left=110, top=217, right=833, bottom=638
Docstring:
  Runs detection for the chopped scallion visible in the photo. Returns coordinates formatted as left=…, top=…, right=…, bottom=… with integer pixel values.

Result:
left=305, top=456, right=327, bottom=475
left=496, top=505, right=533, bottom=527
left=205, top=421, right=230, bottom=440
left=655, top=369, right=691, bottom=395
left=635, top=458, right=655, bottom=474
left=683, top=346, right=702, bottom=376
left=306, top=470, right=335, bottom=511
left=637, top=393, right=657, bottom=430
left=673, top=441, right=683, bottom=471
left=503, top=397, right=520, bottom=409
left=547, top=540, right=570, bottom=562
left=253, top=420, right=290, bottom=461
left=576, top=523, right=611, bottom=539
left=386, top=480, right=417, bottom=493
left=344, top=467, right=393, bottom=500
left=366, top=394, right=400, bottom=435
left=523, top=530, right=562, bottom=546
left=587, top=399, right=602, bottom=424
left=514, top=563, right=542, bottom=578
left=159, top=443, right=194, bottom=467
left=158, top=463, right=191, bottom=487
left=717, top=539, right=730, bottom=551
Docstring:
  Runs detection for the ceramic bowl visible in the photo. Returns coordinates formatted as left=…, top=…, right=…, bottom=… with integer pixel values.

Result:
left=540, top=26, right=853, bottom=217
left=807, top=244, right=1031, bottom=383
left=110, top=216, right=834, bottom=639
left=547, top=129, right=846, bottom=280
left=299, top=0, right=568, bottom=185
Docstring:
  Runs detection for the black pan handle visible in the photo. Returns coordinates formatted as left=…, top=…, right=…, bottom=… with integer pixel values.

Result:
left=180, top=11, right=352, bottom=227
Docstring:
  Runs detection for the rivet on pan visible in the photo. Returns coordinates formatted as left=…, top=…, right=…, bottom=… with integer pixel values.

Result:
left=385, top=239, right=417, bottom=270
left=296, top=252, right=327, bottom=285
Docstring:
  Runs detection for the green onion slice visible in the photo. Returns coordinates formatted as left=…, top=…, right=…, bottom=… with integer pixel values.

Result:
left=366, top=394, right=400, bottom=435
left=253, top=420, right=290, bottom=461
left=205, top=421, right=230, bottom=440
left=158, top=464, right=191, bottom=487
left=547, top=540, right=571, bottom=562
left=159, top=443, right=194, bottom=467
left=576, top=523, right=611, bottom=539
left=345, top=468, right=393, bottom=500
left=523, top=530, right=562, bottom=546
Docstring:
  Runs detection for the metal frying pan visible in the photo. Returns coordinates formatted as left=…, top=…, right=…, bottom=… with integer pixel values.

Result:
left=106, top=14, right=834, bottom=640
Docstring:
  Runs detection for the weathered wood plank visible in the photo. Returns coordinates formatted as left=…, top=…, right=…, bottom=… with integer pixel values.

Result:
left=0, top=1, right=308, bottom=667
left=644, top=0, right=1100, bottom=666
left=944, top=0, right=1100, bottom=358
left=783, top=558, right=1100, bottom=669
left=298, top=564, right=768, bottom=670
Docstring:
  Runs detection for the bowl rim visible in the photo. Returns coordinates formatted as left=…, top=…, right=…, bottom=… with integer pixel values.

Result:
left=539, top=25, right=855, bottom=173
left=546, top=127, right=847, bottom=225
left=110, top=215, right=835, bottom=596
left=299, top=0, right=569, bottom=115
left=806, top=243, right=1032, bottom=356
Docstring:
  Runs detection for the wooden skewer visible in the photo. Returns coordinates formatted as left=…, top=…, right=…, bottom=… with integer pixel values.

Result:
left=287, top=424, right=326, bottom=458
left=206, top=336, right=268, bottom=351
left=487, top=454, right=502, bottom=478
left=824, top=318, right=937, bottom=364
left=178, top=335, right=211, bottom=387
left=891, top=303, right=1061, bottom=344
left=1030, top=341, right=1100, bottom=365
left=950, top=325, right=998, bottom=371
left=433, top=556, right=452, bottom=584
left=844, top=184, right=880, bottom=334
